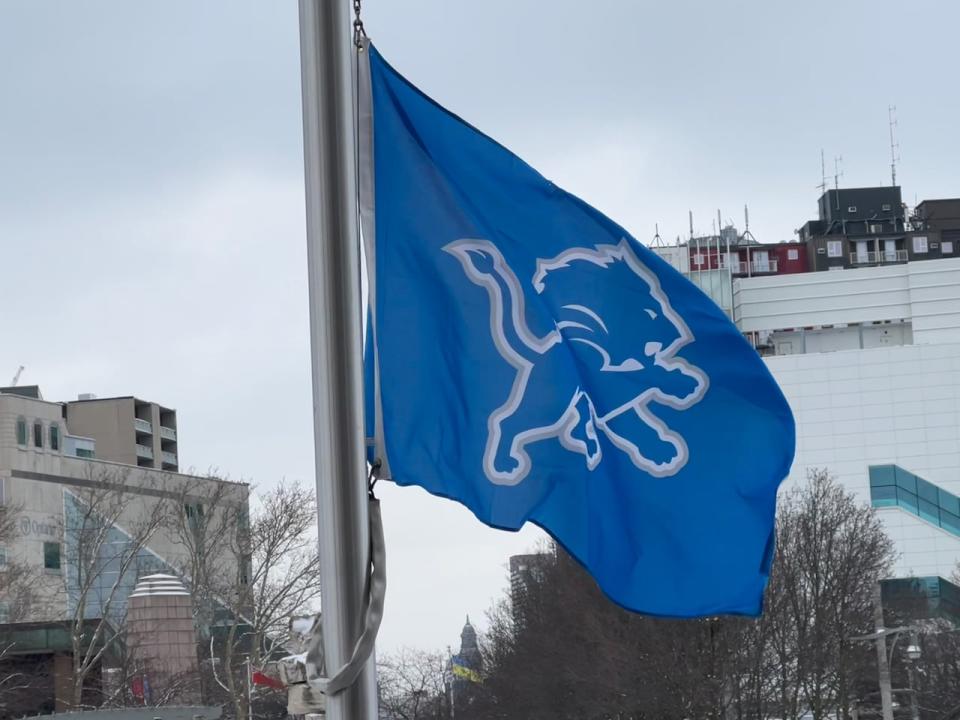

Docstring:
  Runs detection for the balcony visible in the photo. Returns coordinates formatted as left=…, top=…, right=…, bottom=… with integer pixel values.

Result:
left=135, top=444, right=154, bottom=460
left=733, top=258, right=778, bottom=275
left=161, top=450, right=178, bottom=466
left=159, top=425, right=177, bottom=442
left=134, top=418, right=152, bottom=434
left=849, top=249, right=908, bottom=266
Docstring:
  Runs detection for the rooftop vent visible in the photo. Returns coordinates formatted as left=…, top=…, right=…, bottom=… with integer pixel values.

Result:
left=77, top=393, right=97, bottom=400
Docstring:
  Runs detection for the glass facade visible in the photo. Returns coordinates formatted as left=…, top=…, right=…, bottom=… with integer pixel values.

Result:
left=870, top=465, right=960, bottom=538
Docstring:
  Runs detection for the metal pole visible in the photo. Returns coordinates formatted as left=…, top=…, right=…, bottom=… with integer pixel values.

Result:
left=907, top=661, right=920, bottom=720
left=873, top=583, right=895, bottom=720
left=246, top=658, right=253, bottom=720
left=298, top=2, right=378, bottom=719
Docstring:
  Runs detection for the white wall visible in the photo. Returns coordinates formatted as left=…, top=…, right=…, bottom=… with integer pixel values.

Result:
left=735, top=257, right=960, bottom=344
left=766, top=341, right=960, bottom=579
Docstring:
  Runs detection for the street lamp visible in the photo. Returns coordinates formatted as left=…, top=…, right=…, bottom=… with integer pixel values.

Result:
left=903, top=632, right=921, bottom=720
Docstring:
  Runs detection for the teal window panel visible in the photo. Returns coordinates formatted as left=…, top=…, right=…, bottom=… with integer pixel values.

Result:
left=940, top=490, right=960, bottom=517
left=898, top=488, right=919, bottom=515
left=942, top=511, right=960, bottom=536
left=871, top=485, right=898, bottom=506
left=918, top=478, right=939, bottom=504
left=919, top=498, right=940, bottom=525
left=43, top=542, right=61, bottom=571
left=870, top=465, right=896, bottom=487
left=895, top=467, right=917, bottom=493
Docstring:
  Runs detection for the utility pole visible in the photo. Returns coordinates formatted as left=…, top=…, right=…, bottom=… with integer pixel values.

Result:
left=873, top=583, right=895, bottom=720
left=298, top=1, right=378, bottom=718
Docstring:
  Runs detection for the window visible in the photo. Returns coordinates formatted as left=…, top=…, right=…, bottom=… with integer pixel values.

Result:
left=943, top=241, right=954, bottom=254
left=76, top=448, right=94, bottom=459
left=827, top=240, right=843, bottom=258
left=913, top=236, right=929, bottom=254
left=869, top=223, right=883, bottom=234
left=870, top=465, right=960, bottom=538
left=0, top=602, right=9, bottom=623
left=0, top=477, right=5, bottom=507
left=33, top=421, right=43, bottom=449
left=847, top=206, right=857, bottom=213
left=43, top=542, right=61, bottom=571
left=692, top=253, right=704, bottom=267
left=185, top=503, right=205, bottom=530
left=881, top=203, right=892, bottom=211
left=15, top=417, right=27, bottom=447
left=787, top=248, right=799, bottom=261
left=49, top=424, right=60, bottom=452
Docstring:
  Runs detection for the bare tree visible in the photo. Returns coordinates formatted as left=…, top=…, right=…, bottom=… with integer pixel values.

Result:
left=378, top=648, right=448, bottom=720
left=463, top=469, right=895, bottom=720
left=181, top=480, right=321, bottom=720
left=60, top=466, right=173, bottom=709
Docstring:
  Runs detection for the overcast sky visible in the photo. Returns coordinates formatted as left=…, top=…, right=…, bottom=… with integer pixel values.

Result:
left=2, top=0, right=959, bottom=654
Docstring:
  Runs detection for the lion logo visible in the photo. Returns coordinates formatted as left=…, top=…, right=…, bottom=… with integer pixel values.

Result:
left=445, top=238, right=708, bottom=485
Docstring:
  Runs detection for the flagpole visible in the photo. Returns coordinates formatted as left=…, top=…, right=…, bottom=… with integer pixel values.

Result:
left=298, top=2, right=378, bottom=719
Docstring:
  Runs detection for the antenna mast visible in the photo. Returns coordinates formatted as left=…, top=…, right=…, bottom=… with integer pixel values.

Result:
left=817, top=149, right=828, bottom=194
left=650, top=223, right=665, bottom=248
left=888, top=105, right=900, bottom=187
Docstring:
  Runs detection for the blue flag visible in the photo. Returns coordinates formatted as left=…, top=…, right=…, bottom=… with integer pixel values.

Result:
left=361, top=44, right=794, bottom=617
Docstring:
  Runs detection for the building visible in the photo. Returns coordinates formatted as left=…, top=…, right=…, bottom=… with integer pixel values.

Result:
left=651, top=221, right=807, bottom=321
left=508, top=553, right=551, bottom=625
left=0, top=386, right=248, bottom=716
left=733, top=256, right=960, bottom=581
left=799, top=187, right=960, bottom=272
left=64, top=395, right=179, bottom=471
left=651, top=187, right=960, bottom=596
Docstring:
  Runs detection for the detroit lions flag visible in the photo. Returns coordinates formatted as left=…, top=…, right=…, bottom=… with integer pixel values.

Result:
left=360, top=44, right=795, bottom=617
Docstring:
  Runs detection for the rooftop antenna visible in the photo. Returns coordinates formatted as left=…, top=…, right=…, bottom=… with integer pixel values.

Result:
left=741, top=204, right=756, bottom=242
left=689, top=210, right=694, bottom=240
left=650, top=223, right=666, bottom=247
left=833, top=155, right=843, bottom=191
left=833, top=155, right=844, bottom=210
left=817, top=148, right=829, bottom=194
left=10, top=365, right=24, bottom=386
left=888, top=105, right=900, bottom=187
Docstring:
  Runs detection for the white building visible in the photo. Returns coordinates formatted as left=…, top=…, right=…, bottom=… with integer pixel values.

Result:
left=0, top=386, right=248, bottom=714
left=733, top=257, right=960, bottom=578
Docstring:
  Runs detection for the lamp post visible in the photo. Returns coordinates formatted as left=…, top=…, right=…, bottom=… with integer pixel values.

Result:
left=904, top=633, right=921, bottom=720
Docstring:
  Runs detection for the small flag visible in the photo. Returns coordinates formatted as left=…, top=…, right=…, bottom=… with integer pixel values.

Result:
left=451, top=658, right=482, bottom=684
left=251, top=670, right=285, bottom=690
left=361, top=44, right=794, bottom=617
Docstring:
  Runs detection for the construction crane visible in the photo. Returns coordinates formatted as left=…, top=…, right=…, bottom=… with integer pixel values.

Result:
left=10, top=366, right=24, bottom=386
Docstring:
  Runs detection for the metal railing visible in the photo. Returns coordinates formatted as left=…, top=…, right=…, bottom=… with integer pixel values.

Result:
left=135, top=444, right=153, bottom=459
left=849, top=249, right=908, bottom=265
left=134, top=418, right=152, bottom=434
left=159, top=425, right=177, bottom=441
left=733, top=258, right=778, bottom=274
